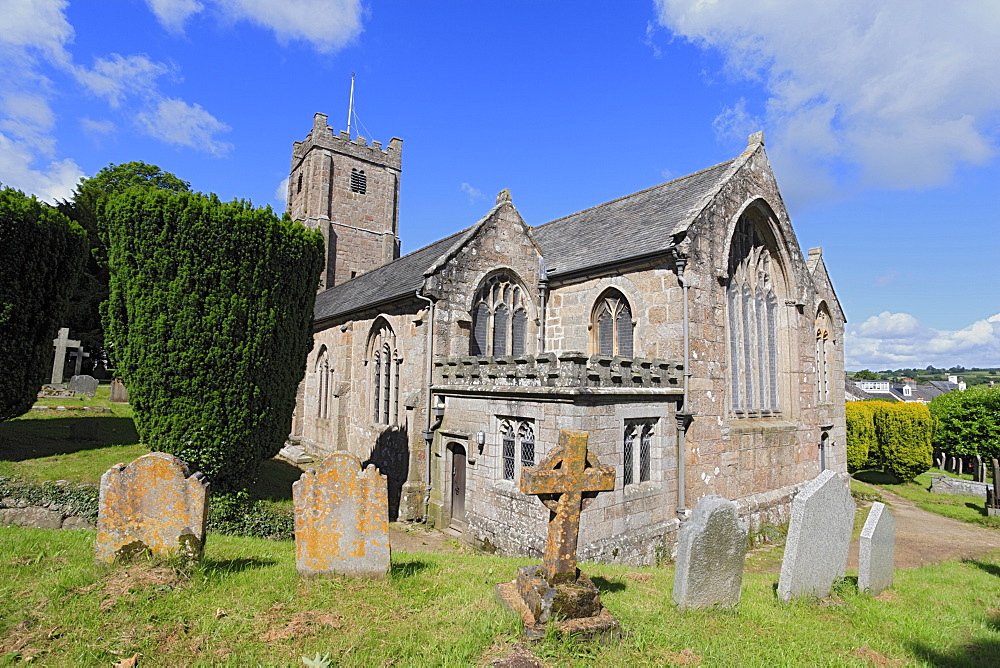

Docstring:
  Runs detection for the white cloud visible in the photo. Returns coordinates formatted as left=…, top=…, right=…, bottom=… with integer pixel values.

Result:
left=460, top=182, right=485, bottom=204
left=137, top=97, right=232, bottom=156
left=75, top=54, right=172, bottom=108
left=655, top=1, right=1000, bottom=204
left=80, top=117, right=116, bottom=136
left=211, top=0, right=362, bottom=52
left=145, top=0, right=204, bottom=33
left=0, top=130, right=82, bottom=201
left=845, top=311, right=1000, bottom=370
left=0, top=0, right=73, bottom=63
left=274, top=176, right=288, bottom=209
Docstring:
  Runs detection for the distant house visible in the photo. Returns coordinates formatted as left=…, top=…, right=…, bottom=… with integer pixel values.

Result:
left=845, top=375, right=965, bottom=404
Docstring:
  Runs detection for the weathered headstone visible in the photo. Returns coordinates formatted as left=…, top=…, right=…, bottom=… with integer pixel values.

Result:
left=672, top=495, right=748, bottom=610
left=293, top=451, right=390, bottom=578
left=69, top=418, right=100, bottom=441
left=109, top=378, right=129, bottom=403
left=777, top=469, right=855, bottom=601
left=496, top=430, right=619, bottom=639
left=95, top=452, right=209, bottom=562
left=50, top=327, right=80, bottom=384
left=987, top=458, right=1000, bottom=517
left=858, top=502, right=895, bottom=595
left=68, top=374, right=99, bottom=397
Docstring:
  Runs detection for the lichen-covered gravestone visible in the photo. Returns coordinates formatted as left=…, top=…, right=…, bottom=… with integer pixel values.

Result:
left=858, top=502, right=895, bottom=595
left=96, top=452, right=209, bottom=562
left=109, top=378, right=129, bottom=403
left=672, top=495, right=748, bottom=610
left=293, top=451, right=390, bottom=578
left=777, top=469, right=855, bottom=601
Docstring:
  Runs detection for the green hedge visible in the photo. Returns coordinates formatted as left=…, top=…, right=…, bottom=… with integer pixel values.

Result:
left=102, top=190, right=323, bottom=492
left=0, top=188, right=87, bottom=420
left=871, top=401, right=934, bottom=481
left=845, top=402, right=877, bottom=472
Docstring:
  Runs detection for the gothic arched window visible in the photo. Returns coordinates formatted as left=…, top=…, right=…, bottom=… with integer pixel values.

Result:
left=815, top=306, right=832, bottom=404
left=727, top=208, right=782, bottom=415
left=315, top=346, right=332, bottom=419
left=470, top=272, right=530, bottom=357
left=592, top=289, right=633, bottom=357
left=368, top=320, right=400, bottom=425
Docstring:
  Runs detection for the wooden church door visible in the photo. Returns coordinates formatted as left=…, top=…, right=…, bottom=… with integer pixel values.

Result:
left=449, top=443, right=467, bottom=528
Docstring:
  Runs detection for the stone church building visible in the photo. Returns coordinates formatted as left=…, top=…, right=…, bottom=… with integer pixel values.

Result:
left=287, top=112, right=846, bottom=565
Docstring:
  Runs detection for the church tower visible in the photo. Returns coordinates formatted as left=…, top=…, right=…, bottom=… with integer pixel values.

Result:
left=288, top=113, right=402, bottom=290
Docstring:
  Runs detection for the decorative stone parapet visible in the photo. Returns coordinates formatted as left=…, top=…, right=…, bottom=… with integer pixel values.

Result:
left=434, top=352, right=682, bottom=391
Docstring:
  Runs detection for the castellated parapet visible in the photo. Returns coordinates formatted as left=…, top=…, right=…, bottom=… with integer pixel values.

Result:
left=291, top=113, right=402, bottom=172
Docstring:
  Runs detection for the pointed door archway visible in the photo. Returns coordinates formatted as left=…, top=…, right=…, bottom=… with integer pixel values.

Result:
left=448, top=442, right=467, bottom=529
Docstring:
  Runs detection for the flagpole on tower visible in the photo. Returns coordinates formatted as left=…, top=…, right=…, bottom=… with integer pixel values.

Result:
left=346, top=72, right=356, bottom=138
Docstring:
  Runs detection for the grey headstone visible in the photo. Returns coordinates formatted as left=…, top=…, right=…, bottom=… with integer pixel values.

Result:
left=109, top=378, right=129, bottom=403
left=930, top=474, right=989, bottom=499
left=293, top=451, right=390, bottom=578
left=673, top=495, right=748, bottom=610
left=858, top=502, right=895, bottom=595
left=777, top=469, right=855, bottom=601
left=68, top=374, right=98, bottom=397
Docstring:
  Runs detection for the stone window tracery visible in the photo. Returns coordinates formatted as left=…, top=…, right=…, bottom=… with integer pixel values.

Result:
left=815, top=307, right=832, bottom=403
left=315, top=346, right=332, bottom=419
left=623, top=420, right=655, bottom=487
left=727, top=210, right=782, bottom=415
left=470, top=272, right=529, bottom=357
left=499, top=417, right=535, bottom=482
left=368, top=321, right=400, bottom=426
left=592, top=289, right=633, bottom=357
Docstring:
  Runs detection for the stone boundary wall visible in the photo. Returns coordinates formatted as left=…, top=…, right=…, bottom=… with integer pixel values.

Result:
left=930, top=474, right=989, bottom=499
left=0, top=498, right=95, bottom=530
left=736, top=479, right=811, bottom=536
left=435, top=352, right=682, bottom=390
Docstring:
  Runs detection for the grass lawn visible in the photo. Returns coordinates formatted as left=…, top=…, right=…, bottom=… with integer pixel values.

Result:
left=854, top=469, right=1000, bottom=530
left=1, top=528, right=999, bottom=666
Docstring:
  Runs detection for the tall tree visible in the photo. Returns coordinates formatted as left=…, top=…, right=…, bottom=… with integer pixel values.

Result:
left=58, top=162, right=190, bottom=373
left=930, top=385, right=1000, bottom=461
left=0, top=187, right=87, bottom=420
left=102, top=189, right=323, bottom=491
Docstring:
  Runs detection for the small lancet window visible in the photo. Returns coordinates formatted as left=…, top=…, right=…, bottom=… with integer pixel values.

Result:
left=296, top=173, right=303, bottom=194
left=350, top=168, right=367, bottom=194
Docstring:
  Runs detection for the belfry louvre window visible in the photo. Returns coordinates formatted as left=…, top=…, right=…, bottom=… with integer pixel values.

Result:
left=593, top=290, right=633, bottom=357
left=368, top=321, right=400, bottom=425
left=470, top=272, right=529, bottom=357
left=350, top=168, right=367, bottom=194
left=727, top=210, right=781, bottom=414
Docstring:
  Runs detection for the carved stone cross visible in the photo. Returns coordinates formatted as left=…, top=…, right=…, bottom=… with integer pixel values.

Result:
left=51, top=327, right=81, bottom=384
left=520, top=430, right=614, bottom=583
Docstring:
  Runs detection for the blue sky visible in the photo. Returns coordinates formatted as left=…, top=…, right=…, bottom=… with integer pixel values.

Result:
left=2, top=0, right=999, bottom=371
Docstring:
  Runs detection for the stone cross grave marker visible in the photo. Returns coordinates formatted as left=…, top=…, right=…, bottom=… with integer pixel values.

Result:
left=519, top=429, right=615, bottom=583
left=858, top=501, right=895, bottom=595
left=497, top=430, right=619, bottom=640
left=51, top=327, right=80, bottom=384
left=292, top=451, right=390, bottom=578
left=777, top=469, right=856, bottom=601
left=672, top=495, right=748, bottom=611
left=96, top=452, right=209, bottom=562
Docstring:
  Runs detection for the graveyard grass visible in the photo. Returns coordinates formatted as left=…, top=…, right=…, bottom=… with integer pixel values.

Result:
left=1, top=526, right=998, bottom=666
left=855, top=469, right=1000, bottom=530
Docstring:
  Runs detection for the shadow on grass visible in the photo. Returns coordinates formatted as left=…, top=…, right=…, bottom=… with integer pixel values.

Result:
left=390, top=560, right=430, bottom=578
left=907, top=638, right=1000, bottom=667
left=249, top=458, right=305, bottom=502
left=963, top=558, right=1000, bottom=578
left=965, top=502, right=988, bottom=515
left=201, top=557, right=278, bottom=574
left=854, top=470, right=904, bottom=486
left=590, top=576, right=625, bottom=593
left=0, top=417, right=140, bottom=460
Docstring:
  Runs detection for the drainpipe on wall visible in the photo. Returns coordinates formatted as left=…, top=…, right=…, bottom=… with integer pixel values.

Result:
left=415, top=289, right=439, bottom=521
left=673, top=251, right=694, bottom=522
left=537, top=257, right=548, bottom=354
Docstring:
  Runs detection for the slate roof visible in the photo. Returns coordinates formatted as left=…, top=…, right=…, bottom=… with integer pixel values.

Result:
left=313, top=156, right=739, bottom=320
left=314, top=229, right=468, bottom=321
left=532, top=160, right=736, bottom=277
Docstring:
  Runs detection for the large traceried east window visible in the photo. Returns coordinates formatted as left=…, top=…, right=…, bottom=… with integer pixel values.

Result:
left=592, top=289, right=634, bottom=357
left=727, top=208, right=782, bottom=415
left=470, top=272, right=530, bottom=357
left=368, top=320, right=401, bottom=426
left=815, top=306, right=832, bottom=404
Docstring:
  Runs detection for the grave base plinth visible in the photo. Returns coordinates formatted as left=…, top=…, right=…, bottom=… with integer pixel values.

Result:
left=496, top=565, right=619, bottom=641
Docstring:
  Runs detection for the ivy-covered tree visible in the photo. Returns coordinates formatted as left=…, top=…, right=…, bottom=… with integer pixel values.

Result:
left=57, top=162, right=190, bottom=373
left=0, top=187, right=87, bottom=420
left=930, top=386, right=1000, bottom=461
left=102, top=189, right=323, bottom=491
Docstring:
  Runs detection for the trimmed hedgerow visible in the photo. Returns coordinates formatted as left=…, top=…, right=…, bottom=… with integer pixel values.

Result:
left=102, top=190, right=323, bottom=492
left=870, top=401, right=934, bottom=481
left=845, top=401, right=877, bottom=472
left=0, top=188, right=88, bottom=421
